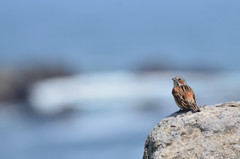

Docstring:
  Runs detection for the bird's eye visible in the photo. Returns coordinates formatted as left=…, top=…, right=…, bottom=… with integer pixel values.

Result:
left=178, top=79, right=181, bottom=81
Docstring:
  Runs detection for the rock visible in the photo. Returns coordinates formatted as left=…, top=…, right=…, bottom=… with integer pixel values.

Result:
left=0, top=66, right=72, bottom=102
left=143, top=102, right=240, bottom=159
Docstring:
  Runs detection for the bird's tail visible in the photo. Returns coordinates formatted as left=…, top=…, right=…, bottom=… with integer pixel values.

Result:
left=192, top=105, right=201, bottom=112
left=187, top=100, right=201, bottom=112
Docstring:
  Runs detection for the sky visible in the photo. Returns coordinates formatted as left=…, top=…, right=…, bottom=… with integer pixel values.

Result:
left=0, top=0, right=240, bottom=71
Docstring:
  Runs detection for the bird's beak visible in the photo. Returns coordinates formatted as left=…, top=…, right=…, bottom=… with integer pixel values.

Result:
left=172, top=78, right=174, bottom=81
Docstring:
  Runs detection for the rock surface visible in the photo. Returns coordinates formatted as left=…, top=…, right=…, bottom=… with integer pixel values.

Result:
left=143, top=102, right=240, bottom=159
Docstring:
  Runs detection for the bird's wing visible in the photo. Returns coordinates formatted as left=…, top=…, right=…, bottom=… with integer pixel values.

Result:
left=172, top=86, right=189, bottom=110
left=182, top=85, right=200, bottom=112
left=172, top=85, right=200, bottom=112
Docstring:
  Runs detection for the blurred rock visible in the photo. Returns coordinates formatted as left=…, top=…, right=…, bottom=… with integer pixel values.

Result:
left=136, top=59, right=221, bottom=73
left=0, top=66, right=72, bottom=102
left=143, top=102, right=240, bottom=159
left=136, top=60, right=172, bottom=72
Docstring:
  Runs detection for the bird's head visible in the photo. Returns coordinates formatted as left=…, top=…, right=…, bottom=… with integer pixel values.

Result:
left=172, top=76, right=186, bottom=86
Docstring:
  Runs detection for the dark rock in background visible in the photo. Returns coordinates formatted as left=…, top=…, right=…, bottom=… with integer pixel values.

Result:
left=0, top=66, right=72, bottom=103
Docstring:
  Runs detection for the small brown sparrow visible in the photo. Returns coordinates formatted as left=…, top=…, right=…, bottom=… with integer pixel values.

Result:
left=172, top=76, right=200, bottom=112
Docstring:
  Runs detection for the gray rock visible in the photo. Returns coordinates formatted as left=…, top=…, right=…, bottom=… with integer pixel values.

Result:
left=143, top=102, right=240, bottom=159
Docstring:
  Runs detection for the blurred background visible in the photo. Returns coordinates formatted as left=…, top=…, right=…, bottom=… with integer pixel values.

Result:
left=1, top=0, right=240, bottom=158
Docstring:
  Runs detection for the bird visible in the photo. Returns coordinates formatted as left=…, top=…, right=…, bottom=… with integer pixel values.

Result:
left=172, top=76, right=200, bottom=112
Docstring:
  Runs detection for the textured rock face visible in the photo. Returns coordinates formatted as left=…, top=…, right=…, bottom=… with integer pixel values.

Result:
left=143, top=102, right=240, bottom=159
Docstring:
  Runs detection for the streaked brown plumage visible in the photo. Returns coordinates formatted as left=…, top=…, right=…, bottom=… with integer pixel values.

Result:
left=172, top=76, right=200, bottom=112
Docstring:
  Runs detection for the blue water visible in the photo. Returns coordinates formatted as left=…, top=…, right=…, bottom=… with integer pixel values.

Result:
left=0, top=103, right=171, bottom=159
left=1, top=71, right=240, bottom=159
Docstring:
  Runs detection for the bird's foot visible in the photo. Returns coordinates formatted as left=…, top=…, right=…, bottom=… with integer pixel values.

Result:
left=176, top=109, right=188, bottom=113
